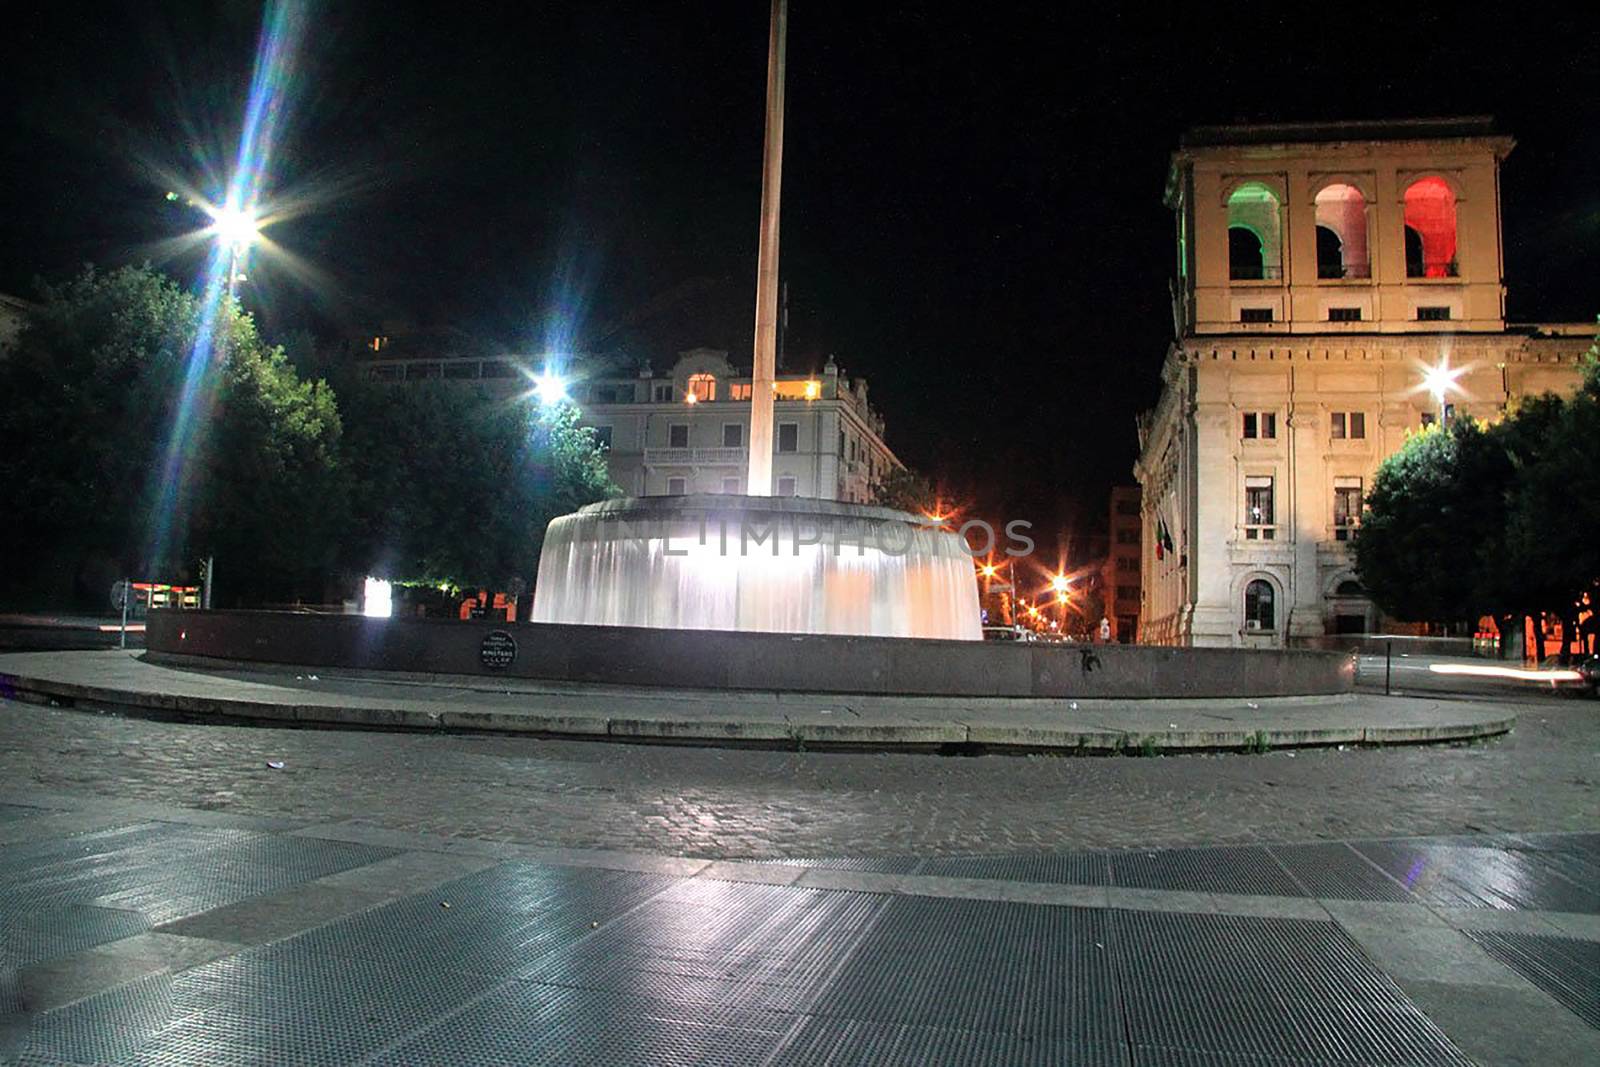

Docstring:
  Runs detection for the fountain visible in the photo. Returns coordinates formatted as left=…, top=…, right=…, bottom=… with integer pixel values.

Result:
left=532, top=495, right=980, bottom=640
left=530, top=0, right=980, bottom=642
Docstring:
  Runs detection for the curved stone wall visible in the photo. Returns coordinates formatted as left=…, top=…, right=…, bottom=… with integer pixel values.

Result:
left=146, top=611, right=1356, bottom=698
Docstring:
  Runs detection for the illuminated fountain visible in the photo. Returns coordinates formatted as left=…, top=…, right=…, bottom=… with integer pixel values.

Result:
left=533, top=496, right=980, bottom=640
left=531, top=0, right=980, bottom=641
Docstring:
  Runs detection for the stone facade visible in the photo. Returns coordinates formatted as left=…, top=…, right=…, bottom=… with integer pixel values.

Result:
left=1102, top=486, right=1142, bottom=643
left=360, top=344, right=900, bottom=502
left=1136, top=119, right=1591, bottom=648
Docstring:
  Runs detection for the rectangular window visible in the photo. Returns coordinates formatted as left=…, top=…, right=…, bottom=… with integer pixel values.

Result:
left=722, top=423, right=743, bottom=448
left=1239, top=307, right=1274, bottom=323
left=668, top=424, right=689, bottom=448
left=480, top=361, right=517, bottom=379
left=591, top=386, right=618, bottom=404
left=666, top=477, right=687, bottom=495
left=1242, top=412, right=1277, bottom=440
left=776, top=476, right=797, bottom=497
left=777, top=423, right=799, bottom=453
left=1417, top=306, right=1452, bottom=321
left=1330, top=411, right=1366, bottom=441
left=730, top=383, right=753, bottom=401
left=1116, top=528, right=1139, bottom=545
left=1117, top=556, right=1139, bottom=572
left=838, top=431, right=846, bottom=457
left=721, top=477, right=740, bottom=494
left=1327, top=307, right=1362, bottom=322
left=1117, top=585, right=1140, bottom=601
left=1244, top=475, right=1275, bottom=540
left=1333, top=477, right=1362, bottom=541
left=653, top=383, right=672, bottom=402
left=591, top=426, right=613, bottom=450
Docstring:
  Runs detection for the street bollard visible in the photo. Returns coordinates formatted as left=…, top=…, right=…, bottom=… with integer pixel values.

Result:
left=1384, top=639, right=1392, bottom=695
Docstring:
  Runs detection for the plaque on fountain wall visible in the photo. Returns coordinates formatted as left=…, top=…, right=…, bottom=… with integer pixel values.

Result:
left=479, top=630, right=518, bottom=669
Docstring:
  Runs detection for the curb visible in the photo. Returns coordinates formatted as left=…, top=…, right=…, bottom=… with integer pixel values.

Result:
left=0, top=669, right=1515, bottom=755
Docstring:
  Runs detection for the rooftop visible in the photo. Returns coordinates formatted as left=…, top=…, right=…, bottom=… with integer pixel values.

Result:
left=1179, top=116, right=1502, bottom=149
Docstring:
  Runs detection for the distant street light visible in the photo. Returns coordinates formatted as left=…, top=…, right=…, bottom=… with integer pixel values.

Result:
left=1049, top=574, right=1070, bottom=595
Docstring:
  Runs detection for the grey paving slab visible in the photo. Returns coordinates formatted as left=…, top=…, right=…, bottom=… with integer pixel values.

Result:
left=1464, top=930, right=1600, bottom=1029
left=157, top=883, right=391, bottom=945
left=88, top=932, right=241, bottom=973
left=13, top=972, right=187, bottom=1063
left=1399, top=979, right=1600, bottom=1067
left=920, top=851, right=1110, bottom=886
left=309, top=849, right=502, bottom=897
left=1338, top=922, right=1535, bottom=988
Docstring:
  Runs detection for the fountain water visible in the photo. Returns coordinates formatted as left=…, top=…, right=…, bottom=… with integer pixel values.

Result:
left=532, top=495, right=980, bottom=640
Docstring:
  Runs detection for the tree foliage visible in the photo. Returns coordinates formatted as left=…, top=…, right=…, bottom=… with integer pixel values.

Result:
left=870, top=465, right=938, bottom=514
left=0, top=264, right=618, bottom=609
left=339, top=381, right=617, bottom=589
left=0, top=266, right=341, bottom=606
left=1355, top=329, right=1600, bottom=654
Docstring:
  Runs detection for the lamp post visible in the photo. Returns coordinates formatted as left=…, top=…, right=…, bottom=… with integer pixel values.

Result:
left=206, top=204, right=260, bottom=296
left=1422, top=359, right=1463, bottom=427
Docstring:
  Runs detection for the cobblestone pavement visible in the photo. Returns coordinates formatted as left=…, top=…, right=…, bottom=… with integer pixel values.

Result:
left=2, top=691, right=1594, bottom=859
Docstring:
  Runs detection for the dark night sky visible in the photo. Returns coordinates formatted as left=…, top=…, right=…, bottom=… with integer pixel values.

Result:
left=3, top=3, right=1597, bottom=549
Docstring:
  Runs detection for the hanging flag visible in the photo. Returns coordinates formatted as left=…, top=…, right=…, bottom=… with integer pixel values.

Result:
left=1156, top=515, right=1174, bottom=560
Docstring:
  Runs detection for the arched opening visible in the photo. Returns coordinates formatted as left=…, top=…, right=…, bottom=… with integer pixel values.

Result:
left=1403, top=178, right=1458, bottom=277
left=1335, top=579, right=1365, bottom=597
left=1316, top=226, right=1345, bottom=279
left=1228, top=227, right=1264, bottom=280
left=1404, top=226, right=1425, bottom=278
left=686, top=373, right=717, bottom=402
left=1314, top=184, right=1369, bottom=278
left=1244, top=578, right=1276, bottom=632
left=1227, top=183, right=1282, bottom=280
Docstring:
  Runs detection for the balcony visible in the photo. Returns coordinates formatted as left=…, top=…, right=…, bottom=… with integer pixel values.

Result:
left=643, top=447, right=748, bottom=466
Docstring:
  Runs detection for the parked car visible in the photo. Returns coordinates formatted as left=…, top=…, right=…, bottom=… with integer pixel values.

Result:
left=982, top=626, right=1035, bottom=642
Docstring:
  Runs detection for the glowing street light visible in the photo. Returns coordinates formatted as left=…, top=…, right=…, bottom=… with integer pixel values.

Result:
left=532, top=368, right=569, bottom=406
left=1049, top=574, right=1070, bottom=595
left=1421, top=358, right=1465, bottom=425
left=206, top=204, right=260, bottom=251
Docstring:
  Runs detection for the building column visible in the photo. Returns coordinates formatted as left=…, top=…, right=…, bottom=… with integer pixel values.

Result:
left=1286, top=400, right=1324, bottom=641
left=1188, top=401, right=1236, bottom=646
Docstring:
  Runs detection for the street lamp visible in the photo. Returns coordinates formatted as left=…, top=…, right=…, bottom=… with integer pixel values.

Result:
left=532, top=368, right=569, bottom=406
left=204, top=203, right=260, bottom=292
left=1421, top=358, right=1464, bottom=426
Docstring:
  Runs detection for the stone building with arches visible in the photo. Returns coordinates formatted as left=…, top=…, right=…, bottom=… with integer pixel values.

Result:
left=1135, top=118, right=1591, bottom=647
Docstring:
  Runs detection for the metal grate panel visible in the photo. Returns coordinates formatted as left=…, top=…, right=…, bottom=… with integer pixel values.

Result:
left=771, top=1018, right=1104, bottom=1066
left=2, top=903, right=150, bottom=968
left=1114, top=910, right=1472, bottom=1064
left=368, top=980, right=789, bottom=1066
left=523, top=880, right=884, bottom=1013
left=920, top=851, right=1111, bottom=886
left=1351, top=841, right=1599, bottom=911
left=1110, top=846, right=1303, bottom=898
left=16, top=972, right=187, bottom=1064
left=1266, top=843, right=1415, bottom=902
left=812, top=896, right=1123, bottom=1048
left=1465, top=931, right=1600, bottom=1029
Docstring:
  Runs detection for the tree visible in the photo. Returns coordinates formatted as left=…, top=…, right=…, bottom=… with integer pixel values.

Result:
left=0, top=266, right=341, bottom=607
left=338, top=381, right=615, bottom=590
left=1354, top=421, right=1496, bottom=628
left=1356, top=334, right=1600, bottom=658
left=870, top=466, right=938, bottom=514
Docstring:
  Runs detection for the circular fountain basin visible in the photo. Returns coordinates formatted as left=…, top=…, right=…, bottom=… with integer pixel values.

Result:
left=532, top=495, right=981, bottom=640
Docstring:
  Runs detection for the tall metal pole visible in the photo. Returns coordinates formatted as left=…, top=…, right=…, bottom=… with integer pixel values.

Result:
left=745, top=0, right=787, bottom=497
